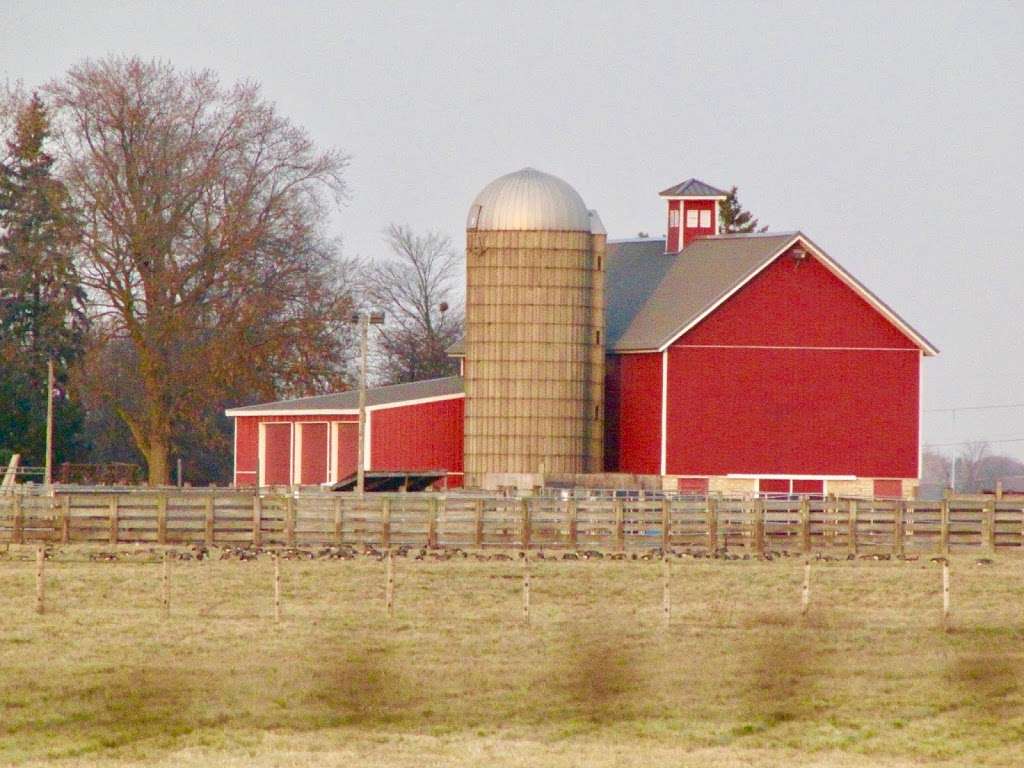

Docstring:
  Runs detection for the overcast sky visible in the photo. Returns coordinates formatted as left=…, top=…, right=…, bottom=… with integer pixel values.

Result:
left=4, top=1, right=1023, bottom=460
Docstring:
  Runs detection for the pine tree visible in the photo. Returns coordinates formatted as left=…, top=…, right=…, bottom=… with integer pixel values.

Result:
left=718, top=186, right=768, bottom=234
left=0, top=93, right=87, bottom=466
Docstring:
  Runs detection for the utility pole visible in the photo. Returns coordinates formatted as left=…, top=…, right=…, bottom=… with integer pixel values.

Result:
left=357, top=313, right=368, bottom=497
left=351, top=310, right=386, bottom=497
left=44, top=359, right=54, bottom=488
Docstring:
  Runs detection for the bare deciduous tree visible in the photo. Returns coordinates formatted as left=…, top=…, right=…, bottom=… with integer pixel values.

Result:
left=367, top=223, right=462, bottom=385
left=955, top=441, right=990, bottom=493
left=46, top=57, right=357, bottom=484
left=921, top=449, right=951, bottom=489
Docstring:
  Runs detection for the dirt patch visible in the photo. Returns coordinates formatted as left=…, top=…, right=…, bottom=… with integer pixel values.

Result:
left=546, top=628, right=642, bottom=724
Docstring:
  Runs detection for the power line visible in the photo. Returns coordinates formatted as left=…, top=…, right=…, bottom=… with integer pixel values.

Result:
left=924, top=402, right=1024, bottom=414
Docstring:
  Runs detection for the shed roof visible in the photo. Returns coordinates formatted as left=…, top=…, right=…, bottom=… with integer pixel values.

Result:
left=659, top=178, right=728, bottom=198
left=225, top=376, right=464, bottom=416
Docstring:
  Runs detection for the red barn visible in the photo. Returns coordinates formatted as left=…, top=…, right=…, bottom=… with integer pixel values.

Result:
left=227, top=378, right=464, bottom=488
left=228, top=172, right=936, bottom=498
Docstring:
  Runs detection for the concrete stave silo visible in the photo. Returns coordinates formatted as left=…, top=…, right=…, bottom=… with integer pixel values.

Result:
left=464, top=168, right=605, bottom=484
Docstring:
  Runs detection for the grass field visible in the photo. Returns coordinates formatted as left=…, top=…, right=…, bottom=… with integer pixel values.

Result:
left=1, top=546, right=1023, bottom=767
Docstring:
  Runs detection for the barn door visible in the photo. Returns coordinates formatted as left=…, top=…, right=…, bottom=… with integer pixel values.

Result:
left=335, top=421, right=359, bottom=482
left=298, top=422, right=329, bottom=485
left=261, top=423, right=293, bottom=487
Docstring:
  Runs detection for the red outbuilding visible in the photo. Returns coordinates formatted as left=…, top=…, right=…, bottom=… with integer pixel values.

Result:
left=227, top=377, right=464, bottom=488
left=228, top=173, right=936, bottom=498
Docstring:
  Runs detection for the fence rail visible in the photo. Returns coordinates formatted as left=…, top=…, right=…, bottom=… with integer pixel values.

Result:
left=1, top=491, right=1023, bottom=553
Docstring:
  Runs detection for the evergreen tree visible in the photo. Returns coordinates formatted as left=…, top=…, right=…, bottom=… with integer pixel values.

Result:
left=718, top=186, right=768, bottom=234
left=0, top=93, right=87, bottom=467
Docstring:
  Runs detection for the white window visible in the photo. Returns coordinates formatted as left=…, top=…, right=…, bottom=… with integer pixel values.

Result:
left=669, top=209, right=680, bottom=227
left=686, top=209, right=699, bottom=227
left=699, top=209, right=712, bottom=228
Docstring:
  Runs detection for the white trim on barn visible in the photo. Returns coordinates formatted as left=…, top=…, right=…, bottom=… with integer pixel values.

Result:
left=367, top=392, right=465, bottom=413
left=671, top=344, right=922, bottom=353
left=731, top=473, right=857, bottom=480
left=225, top=392, right=465, bottom=418
left=660, top=349, right=668, bottom=476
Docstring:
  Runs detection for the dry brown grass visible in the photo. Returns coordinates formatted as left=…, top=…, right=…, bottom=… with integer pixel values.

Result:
left=1, top=547, right=1023, bottom=766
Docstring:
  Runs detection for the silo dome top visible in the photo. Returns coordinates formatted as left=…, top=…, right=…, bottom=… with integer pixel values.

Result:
left=466, top=168, right=592, bottom=232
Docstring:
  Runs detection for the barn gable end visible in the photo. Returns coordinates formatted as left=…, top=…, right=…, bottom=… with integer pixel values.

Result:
left=674, top=240, right=921, bottom=350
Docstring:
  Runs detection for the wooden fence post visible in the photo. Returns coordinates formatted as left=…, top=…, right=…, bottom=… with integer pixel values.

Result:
left=983, top=499, right=996, bottom=553
left=893, top=500, right=905, bottom=557
left=474, top=499, right=484, bottom=549
left=823, top=495, right=836, bottom=548
left=799, top=499, right=811, bottom=554
left=273, top=552, right=281, bottom=624
left=385, top=549, right=395, bottom=618
left=522, top=553, right=531, bottom=627
left=568, top=499, right=578, bottom=549
left=521, top=498, right=532, bottom=551
left=706, top=497, right=718, bottom=552
left=614, top=499, right=625, bottom=552
left=942, top=561, right=950, bottom=631
left=753, top=498, right=766, bottom=556
left=12, top=494, right=24, bottom=545
left=60, top=495, right=70, bottom=545
left=333, top=497, right=343, bottom=546
left=661, top=499, right=671, bottom=553
left=381, top=497, right=391, bottom=550
left=427, top=497, right=439, bottom=549
left=252, top=494, right=263, bottom=547
left=801, top=559, right=811, bottom=616
left=939, top=500, right=950, bottom=555
left=847, top=499, right=858, bottom=556
left=157, top=494, right=168, bottom=545
left=285, top=495, right=296, bottom=548
left=161, top=551, right=170, bottom=618
left=204, top=496, right=215, bottom=547
left=108, top=495, right=119, bottom=546
left=35, top=545, right=45, bottom=615
left=662, top=555, right=671, bottom=627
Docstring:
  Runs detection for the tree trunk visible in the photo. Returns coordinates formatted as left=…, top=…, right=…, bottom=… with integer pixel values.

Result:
left=118, top=404, right=172, bottom=486
left=144, top=439, right=171, bottom=487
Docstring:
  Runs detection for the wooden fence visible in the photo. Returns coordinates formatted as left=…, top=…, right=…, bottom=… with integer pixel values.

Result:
left=1, top=491, right=1023, bottom=554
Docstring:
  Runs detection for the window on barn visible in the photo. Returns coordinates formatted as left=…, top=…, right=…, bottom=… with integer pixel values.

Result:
left=686, top=209, right=699, bottom=227
left=699, top=209, right=711, bottom=228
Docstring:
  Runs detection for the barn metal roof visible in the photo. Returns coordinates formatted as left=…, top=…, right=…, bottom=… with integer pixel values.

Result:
left=658, top=178, right=728, bottom=197
left=604, top=238, right=676, bottom=347
left=466, top=168, right=593, bottom=232
left=225, top=376, right=464, bottom=416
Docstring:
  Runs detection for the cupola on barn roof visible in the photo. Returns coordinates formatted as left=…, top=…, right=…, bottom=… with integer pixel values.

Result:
left=466, top=167, right=594, bottom=232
